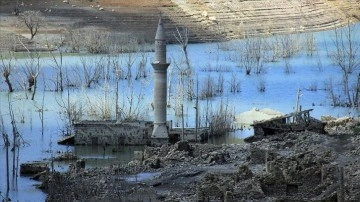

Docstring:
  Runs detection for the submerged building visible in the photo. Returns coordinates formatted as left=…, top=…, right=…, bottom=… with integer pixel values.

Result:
left=63, top=17, right=209, bottom=146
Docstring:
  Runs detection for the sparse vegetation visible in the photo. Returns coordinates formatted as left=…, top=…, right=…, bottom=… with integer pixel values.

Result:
left=327, top=20, right=360, bottom=107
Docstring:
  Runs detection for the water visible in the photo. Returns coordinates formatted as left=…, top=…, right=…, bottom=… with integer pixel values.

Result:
left=1, top=23, right=359, bottom=201
left=125, top=172, right=161, bottom=182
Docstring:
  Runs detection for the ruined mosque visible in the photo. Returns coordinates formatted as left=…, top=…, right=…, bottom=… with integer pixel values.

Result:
left=61, top=17, right=209, bottom=146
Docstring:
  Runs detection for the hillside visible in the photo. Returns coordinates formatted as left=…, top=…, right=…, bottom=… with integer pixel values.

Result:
left=0, top=0, right=359, bottom=51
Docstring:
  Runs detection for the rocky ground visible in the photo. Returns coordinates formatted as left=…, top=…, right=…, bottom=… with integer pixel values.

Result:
left=41, top=117, right=360, bottom=201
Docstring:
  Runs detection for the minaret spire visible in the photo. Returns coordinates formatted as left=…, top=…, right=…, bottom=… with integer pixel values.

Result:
left=151, top=16, right=170, bottom=145
left=154, top=16, right=167, bottom=64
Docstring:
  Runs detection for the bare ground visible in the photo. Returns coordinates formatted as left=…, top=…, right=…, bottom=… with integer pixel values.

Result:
left=0, top=0, right=359, bottom=52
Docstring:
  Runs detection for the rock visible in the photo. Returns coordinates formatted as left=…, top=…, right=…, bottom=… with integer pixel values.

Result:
left=235, top=165, right=253, bottom=181
left=63, top=0, right=69, bottom=4
left=321, top=115, right=336, bottom=122
left=206, top=151, right=229, bottom=164
left=209, top=16, right=217, bottom=21
left=44, top=129, right=360, bottom=201
left=201, top=11, right=208, bottom=17
left=175, top=141, right=192, bottom=152
left=20, top=162, right=49, bottom=175
left=31, top=170, right=48, bottom=181
left=249, top=145, right=267, bottom=164
left=75, top=159, right=85, bottom=171
left=99, top=7, right=104, bottom=11
left=134, top=151, right=144, bottom=161
left=145, top=158, right=161, bottom=169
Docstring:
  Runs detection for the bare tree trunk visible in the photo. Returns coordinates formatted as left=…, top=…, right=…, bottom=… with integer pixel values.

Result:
left=23, top=53, right=40, bottom=100
left=5, top=137, right=10, bottom=202
left=327, top=78, right=339, bottom=106
left=39, top=81, right=46, bottom=136
left=1, top=54, right=15, bottom=93
left=354, top=73, right=360, bottom=107
left=1, top=112, right=10, bottom=202
left=195, top=79, right=199, bottom=142
left=4, top=74, right=13, bottom=93
left=8, top=97, right=18, bottom=180
left=49, top=49, right=64, bottom=92
left=343, top=73, right=352, bottom=106
left=31, top=75, right=37, bottom=100
left=115, top=79, right=119, bottom=121
left=181, top=104, right=184, bottom=140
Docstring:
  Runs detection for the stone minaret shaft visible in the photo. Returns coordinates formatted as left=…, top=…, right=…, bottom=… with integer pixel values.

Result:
left=151, top=17, right=170, bottom=142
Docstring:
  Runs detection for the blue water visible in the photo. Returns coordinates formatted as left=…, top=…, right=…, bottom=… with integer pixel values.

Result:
left=1, top=23, right=359, bottom=201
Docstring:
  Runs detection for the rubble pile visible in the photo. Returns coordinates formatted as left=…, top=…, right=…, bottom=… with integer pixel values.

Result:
left=43, top=128, right=360, bottom=201
left=323, top=116, right=360, bottom=134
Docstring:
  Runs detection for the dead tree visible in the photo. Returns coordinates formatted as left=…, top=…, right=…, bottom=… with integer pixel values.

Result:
left=23, top=53, right=41, bottom=100
left=122, top=37, right=139, bottom=80
left=239, top=31, right=263, bottom=75
left=78, top=56, right=102, bottom=88
left=19, top=10, right=42, bottom=41
left=304, top=32, right=316, bottom=56
left=328, top=20, right=360, bottom=107
left=110, top=54, right=123, bottom=120
left=174, top=26, right=191, bottom=74
left=279, top=33, right=300, bottom=58
left=118, top=83, right=146, bottom=121
left=48, top=36, right=65, bottom=92
left=56, top=73, right=83, bottom=136
left=0, top=53, right=15, bottom=92
left=84, top=29, right=110, bottom=54
left=229, top=73, right=241, bottom=93
left=0, top=111, right=10, bottom=202
left=136, top=52, right=148, bottom=79
left=7, top=95, right=24, bottom=184
left=65, top=28, right=82, bottom=53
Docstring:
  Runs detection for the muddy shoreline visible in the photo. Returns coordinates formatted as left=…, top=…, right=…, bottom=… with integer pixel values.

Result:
left=40, top=117, right=360, bottom=201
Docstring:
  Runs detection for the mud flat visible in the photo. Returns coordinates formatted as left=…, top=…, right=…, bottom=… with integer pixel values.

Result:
left=41, top=117, right=360, bottom=201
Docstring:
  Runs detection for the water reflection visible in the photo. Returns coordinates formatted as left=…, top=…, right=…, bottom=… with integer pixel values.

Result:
left=205, top=129, right=251, bottom=145
left=125, top=172, right=161, bottom=182
left=73, top=145, right=145, bottom=168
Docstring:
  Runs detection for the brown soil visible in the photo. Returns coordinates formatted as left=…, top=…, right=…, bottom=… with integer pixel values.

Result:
left=1, top=0, right=359, bottom=52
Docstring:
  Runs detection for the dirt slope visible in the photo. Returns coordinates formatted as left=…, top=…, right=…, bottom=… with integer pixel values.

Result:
left=0, top=0, right=359, bottom=52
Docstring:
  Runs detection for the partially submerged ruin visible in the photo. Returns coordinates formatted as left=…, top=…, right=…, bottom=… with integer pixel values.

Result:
left=250, top=109, right=326, bottom=140
left=66, top=120, right=209, bottom=145
left=61, top=18, right=210, bottom=146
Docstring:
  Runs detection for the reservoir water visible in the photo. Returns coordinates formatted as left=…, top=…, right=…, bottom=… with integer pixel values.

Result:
left=1, top=23, right=359, bottom=201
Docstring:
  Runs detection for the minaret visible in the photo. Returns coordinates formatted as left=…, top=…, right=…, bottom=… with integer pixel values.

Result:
left=151, top=17, right=170, bottom=145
